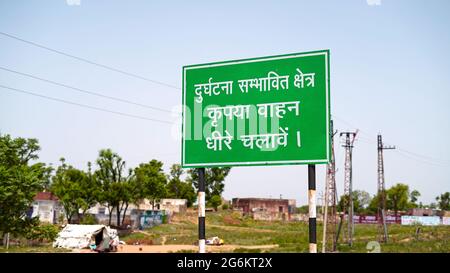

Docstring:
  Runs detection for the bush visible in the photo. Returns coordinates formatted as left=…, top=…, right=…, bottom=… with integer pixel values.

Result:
left=222, top=204, right=229, bottom=210
left=208, top=195, right=222, bottom=211
left=80, top=214, right=97, bottom=225
left=25, top=224, right=59, bottom=243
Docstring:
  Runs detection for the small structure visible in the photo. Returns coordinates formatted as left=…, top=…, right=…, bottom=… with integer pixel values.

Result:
left=408, top=208, right=437, bottom=216
left=31, top=192, right=64, bottom=224
left=85, top=198, right=186, bottom=227
left=139, top=210, right=168, bottom=229
left=157, top=199, right=187, bottom=214
left=232, top=198, right=291, bottom=221
left=53, top=224, right=119, bottom=251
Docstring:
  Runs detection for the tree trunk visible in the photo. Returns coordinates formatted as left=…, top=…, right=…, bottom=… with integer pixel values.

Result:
left=108, top=207, right=113, bottom=226
left=116, top=206, right=121, bottom=227
left=394, top=200, right=398, bottom=218
left=5, top=233, right=9, bottom=250
left=121, top=203, right=129, bottom=226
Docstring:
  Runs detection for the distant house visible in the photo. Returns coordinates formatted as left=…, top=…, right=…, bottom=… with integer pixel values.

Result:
left=232, top=198, right=291, bottom=221
left=31, top=192, right=64, bottom=224
left=156, top=199, right=187, bottom=214
left=85, top=198, right=187, bottom=228
left=409, top=208, right=437, bottom=216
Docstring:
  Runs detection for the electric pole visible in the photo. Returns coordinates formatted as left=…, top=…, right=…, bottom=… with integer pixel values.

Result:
left=322, top=120, right=338, bottom=253
left=340, top=131, right=357, bottom=246
left=377, top=134, right=395, bottom=243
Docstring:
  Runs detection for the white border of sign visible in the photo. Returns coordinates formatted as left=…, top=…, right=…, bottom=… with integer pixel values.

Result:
left=182, top=51, right=330, bottom=168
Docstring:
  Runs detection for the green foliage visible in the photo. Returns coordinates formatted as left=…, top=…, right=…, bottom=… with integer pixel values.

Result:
left=409, top=190, right=421, bottom=208
left=436, top=192, right=450, bottom=211
left=166, top=164, right=196, bottom=207
left=367, top=193, right=381, bottom=215
left=0, top=134, right=50, bottom=236
left=95, top=149, right=132, bottom=226
left=134, top=160, right=167, bottom=209
left=387, top=183, right=410, bottom=215
left=367, top=184, right=420, bottom=215
left=338, top=190, right=372, bottom=214
left=296, top=205, right=309, bottom=214
left=24, top=223, right=59, bottom=243
left=208, top=195, right=222, bottom=211
left=188, top=167, right=231, bottom=202
left=222, top=203, right=229, bottom=210
left=80, top=214, right=97, bottom=225
left=51, top=158, right=99, bottom=223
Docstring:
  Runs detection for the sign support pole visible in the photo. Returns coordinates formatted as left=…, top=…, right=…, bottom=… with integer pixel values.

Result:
left=198, top=168, right=206, bottom=253
left=308, top=164, right=317, bottom=253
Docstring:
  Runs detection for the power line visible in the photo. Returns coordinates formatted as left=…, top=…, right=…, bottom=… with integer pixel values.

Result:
left=0, top=66, right=172, bottom=113
left=0, top=84, right=174, bottom=124
left=0, top=31, right=180, bottom=91
left=394, top=149, right=449, bottom=168
left=352, top=134, right=449, bottom=167
left=395, top=147, right=450, bottom=164
left=334, top=115, right=449, bottom=166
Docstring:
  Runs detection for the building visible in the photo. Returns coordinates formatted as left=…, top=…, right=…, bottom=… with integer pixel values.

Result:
left=288, top=199, right=297, bottom=214
left=409, top=208, right=437, bottom=216
left=31, top=192, right=64, bottom=224
left=156, top=199, right=187, bottom=214
left=85, top=198, right=187, bottom=228
left=232, top=198, right=291, bottom=221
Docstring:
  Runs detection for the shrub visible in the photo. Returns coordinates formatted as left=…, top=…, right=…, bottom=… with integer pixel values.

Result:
left=80, top=214, right=97, bottom=225
left=25, top=224, right=59, bottom=243
left=222, top=204, right=229, bottom=210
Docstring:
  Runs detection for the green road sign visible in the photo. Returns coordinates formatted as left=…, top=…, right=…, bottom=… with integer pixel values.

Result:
left=182, top=50, right=330, bottom=168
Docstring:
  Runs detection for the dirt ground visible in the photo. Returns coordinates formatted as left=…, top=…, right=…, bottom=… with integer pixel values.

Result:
left=115, top=244, right=278, bottom=253
left=73, top=244, right=277, bottom=253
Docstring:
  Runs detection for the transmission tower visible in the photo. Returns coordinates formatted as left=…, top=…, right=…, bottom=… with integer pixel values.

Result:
left=339, top=131, right=358, bottom=246
left=322, top=120, right=338, bottom=253
left=377, top=134, right=395, bottom=243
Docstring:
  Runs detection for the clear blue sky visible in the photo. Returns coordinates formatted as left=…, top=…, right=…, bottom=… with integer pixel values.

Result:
left=1, top=0, right=449, bottom=206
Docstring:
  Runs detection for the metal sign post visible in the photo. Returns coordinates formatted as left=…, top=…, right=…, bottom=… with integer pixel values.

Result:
left=198, top=168, right=206, bottom=253
left=308, top=164, right=317, bottom=253
left=182, top=50, right=331, bottom=254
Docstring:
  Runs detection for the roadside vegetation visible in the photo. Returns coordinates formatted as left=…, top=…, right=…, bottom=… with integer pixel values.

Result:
left=120, top=210, right=450, bottom=253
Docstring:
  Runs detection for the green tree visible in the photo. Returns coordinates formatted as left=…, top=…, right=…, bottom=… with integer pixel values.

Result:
left=51, top=158, right=86, bottom=223
left=296, top=205, right=309, bottom=214
left=386, top=183, right=410, bottom=217
left=188, top=167, right=231, bottom=202
left=409, top=190, right=421, bottom=208
left=51, top=159, right=101, bottom=223
left=367, top=193, right=381, bottom=215
left=208, top=195, right=222, bottom=211
left=436, top=192, right=450, bottom=211
left=120, top=173, right=145, bottom=225
left=337, top=190, right=371, bottom=214
left=166, top=164, right=196, bottom=207
left=80, top=162, right=102, bottom=216
left=134, top=160, right=167, bottom=210
left=95, top=149, right=131, bottom=226
left=0, top=134, right=51, bottom=238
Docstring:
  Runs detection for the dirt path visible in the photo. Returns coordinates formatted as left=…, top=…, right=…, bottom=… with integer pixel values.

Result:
left=117, top=244, right=278, bottom=253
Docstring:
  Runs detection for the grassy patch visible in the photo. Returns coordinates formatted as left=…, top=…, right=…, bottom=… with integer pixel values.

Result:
left=119, top=211, right=450, bottom=253
left=0, top=244, right=71, bottom=253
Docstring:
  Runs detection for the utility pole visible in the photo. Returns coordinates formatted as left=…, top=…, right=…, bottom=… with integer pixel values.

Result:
left=340, top=131, right=357, bottom=246
left=322, top=120, right=338, bottom=253
left=308, top=164, right=317, bottom=253
left=377, top=134, right=395, bottom=243
left=198, top=168, right=206, bottom=253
